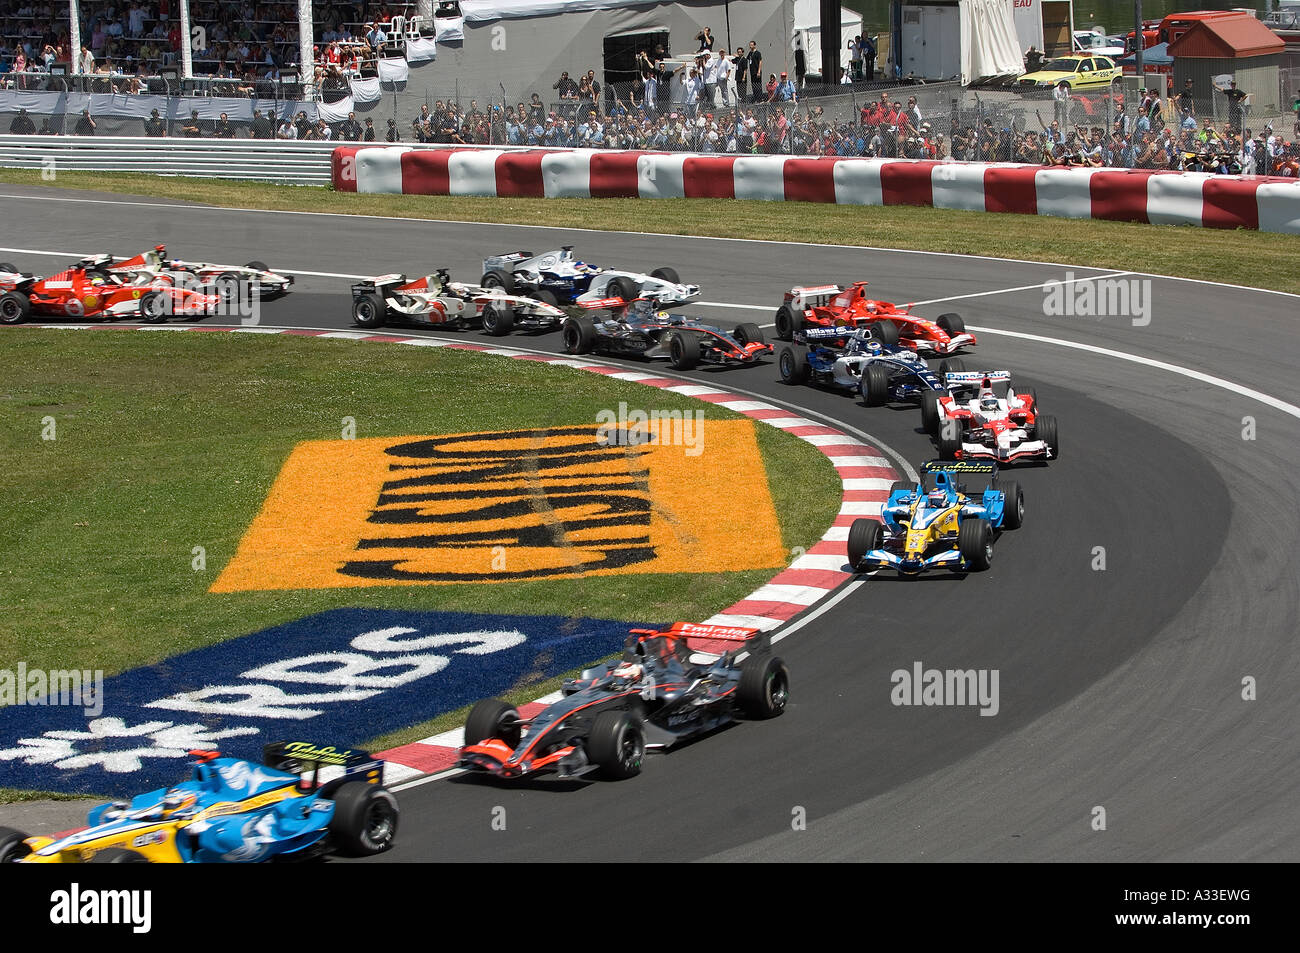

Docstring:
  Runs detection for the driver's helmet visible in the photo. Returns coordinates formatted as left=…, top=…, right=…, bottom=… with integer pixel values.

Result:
left=159, top=789, right=197, bottom=817
left=979, top=395, right=1000, bottom=413
left=926, top=487, right=948, bottom=509
left=612, top=661, right=644, bottom=681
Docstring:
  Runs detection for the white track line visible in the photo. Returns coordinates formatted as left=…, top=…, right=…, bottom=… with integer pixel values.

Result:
left=2, top=190, right=1298, bottom=301
left=905, top=272, right=1138, bottom=308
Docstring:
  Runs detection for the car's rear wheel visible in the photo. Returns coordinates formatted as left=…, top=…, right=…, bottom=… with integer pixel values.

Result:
left=561, top=316, right=596, bottom=354
left=213, top=271, right=243, bottom=308
left=861, top=362, right=891, bottom=406
left=732, top=322, right=764, bottom=347
left=937, top=421, right=963, bottom=459
left=532, top=288, right=560, bottom=308
left=139, top=290, right=170, bottom=323
left=0, top=262, right=18, bottom=274
left=352, top=293, right=387, bottom=329
left=607, top=276, right=636, bottom=304
left=890, top=480, right=914, bottom=495
left=649, top=266, right=680, bottom=284
left=847, top=517, right=884, bottom=570
left=481, top=302, right=515, bottom=336
left=464, top=698, right=521, bottom=748
left=327, top=783, right=399, bottom=856
left=0, top=291, right=31, bottom=325
left=0, top=827, right=31, bottom=863
left=774, top=305, right=798, bottom=341
left=958, top=518, right=994, bottom=571
left=938, top=357, right=966, bottom=375
left=778, top=345, right=810, bottom=384
left=936, top=312, right=966, bottom=336
left=244, top=260, right=269, bottom=272
left=669, top=331, right=701, bottom=370
left=738, top=653, right=790, bottom=719
left=481, top=268, right=515, bottom=293
left=88, top=847, right=149, bottom=863
left=587, top=710, right=645, bottom=780
left=991, top=478, right=1024, bottom=529
left=870, top=319, right=900, bottom=348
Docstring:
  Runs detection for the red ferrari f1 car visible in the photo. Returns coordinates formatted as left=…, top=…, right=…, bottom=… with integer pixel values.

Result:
left=0, top=258, right=221, bottom=324
left=774, top=282, right=975, bottom=356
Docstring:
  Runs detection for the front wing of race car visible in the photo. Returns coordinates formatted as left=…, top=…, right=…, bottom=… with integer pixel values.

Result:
left=857, top=545, right=966, bottom=575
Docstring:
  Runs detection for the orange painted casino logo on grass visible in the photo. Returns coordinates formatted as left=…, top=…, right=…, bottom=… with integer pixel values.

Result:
left=211, top=422, right=786, bottom=591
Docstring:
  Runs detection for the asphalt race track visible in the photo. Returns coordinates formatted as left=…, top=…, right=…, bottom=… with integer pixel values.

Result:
left=2, top=185, right=1297, bottom=862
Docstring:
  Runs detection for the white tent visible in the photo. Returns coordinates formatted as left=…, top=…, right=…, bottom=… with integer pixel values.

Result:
left=791, top=0, right=864, bottom=79
left=899, top=0, right=1023, bottom=85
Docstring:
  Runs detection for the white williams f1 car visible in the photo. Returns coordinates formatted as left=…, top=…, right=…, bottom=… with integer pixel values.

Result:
left=350, top=268, right=566, bottom=334
left=481, top=247, right=700, bottom=309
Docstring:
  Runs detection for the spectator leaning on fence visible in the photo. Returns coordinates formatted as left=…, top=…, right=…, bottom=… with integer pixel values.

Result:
left=144, top=107, right=165, bottom=137
left=9, top=108, right=36, bottom=135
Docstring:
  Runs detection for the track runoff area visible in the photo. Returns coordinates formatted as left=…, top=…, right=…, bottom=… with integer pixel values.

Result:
left=0, top=188, right=1294, bottom=925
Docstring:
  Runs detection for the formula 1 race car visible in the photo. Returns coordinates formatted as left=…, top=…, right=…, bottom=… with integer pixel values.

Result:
left=774, top=282, right=975, bottom=356
left=560, top=300, right=770, bottom=369
left=0, top=261, right=30, bottom=292
left=0, top=259, right=222, bottom=324
left=847, top=461, right=1023, bottom=575
left=778, top=325, right=968, bottom=405
left=459, top=623, right=789, bottom=781
left=0, top=742, right=398, bottom=863
left=482, top=247, right=700, bottom=308
left=923, top=371, right=1060, bottom=464
left=104, top=245, right=294, bottom=299
left=350, top=268, right=567, bottom=334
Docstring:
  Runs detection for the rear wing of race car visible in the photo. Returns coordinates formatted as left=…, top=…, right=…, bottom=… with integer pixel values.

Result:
left=482, top=250, right=535, bottom=271
left=944, top=370, right=1011, bottom=391
left=786, top=284, right=842, bottom=309
left=262, top=741, right=386, bottom=792
left=352, top=274, right=407, bottom=295
left=921, top=459, right=999, bottom=492
left=634, top=621, right=773, bottom=655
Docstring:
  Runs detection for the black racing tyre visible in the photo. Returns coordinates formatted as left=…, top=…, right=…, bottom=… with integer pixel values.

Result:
left=920, top=390, right=941, bottom=435
left=481, top=268, right=515, bottom=293
left=0, top=262, right=18, bottom=274
left=649, top=266, right=680, bottom=284
left=890, top=480, right=915, bottom=495
left=870, top=319, right=900, bottom=348
left=992, top=478, right=1024, bottom=530
left=561, top=316, right=597, bottom=354
left=938, top=357, right=966, bottom=376
left=464, top=698, right=521, bottom=748
left=861, top=362, right=891, bottom=406
left=936, top=312, right=965, bottom=336
left=0, top=291, right=31, bottom=325
left=774, top=305, right=798, bottom=341
left=737, top=652, right=790, bottom=719
left=139, top=289, right=171, bottom=323
left=244, top=260, right=270, bottom=272
left=352, top=292, right=387, bottom=329
left=937, top=420, right=963, bottom=459
left=847, top=517, right=883, bottom=570
left=532, top=288, right=560, bottom=308
left=669, top=330, right=701, bottom=370
left=778, top=345, right=810, bottom=384
left=326, top=783, right=399, bottom=856
left=88, top=847, right=149, bottom=863
left=1036, top=414, right=1059, bottom=458
left=732, top=322, right=764, bottom=347
left=958, top=517, right=994, bottom=571
left=607, top=276, right=637, bottom=303
left=586, top=710, right=645, bottom=780
left=0, top=827, right=31, bottom=863
left=481, top=302, right=515, bottom=336
left=213, top=271, right=243, bottom=306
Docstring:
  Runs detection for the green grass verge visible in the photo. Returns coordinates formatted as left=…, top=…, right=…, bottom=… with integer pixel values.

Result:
left=0, top=169, right=1294, bottom=294
left=0, top=330, right=839, bottom=781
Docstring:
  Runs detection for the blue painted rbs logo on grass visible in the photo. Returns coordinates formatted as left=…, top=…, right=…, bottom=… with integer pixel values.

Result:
left=0, top=609, right=633, bottom=796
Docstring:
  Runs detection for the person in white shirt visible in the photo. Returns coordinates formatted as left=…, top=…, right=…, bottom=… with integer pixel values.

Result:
left=80, top=46, right=94, bottom=75
left=717, top=48, right=734, bottom=106
left=701, top=51, right=720, bottom=107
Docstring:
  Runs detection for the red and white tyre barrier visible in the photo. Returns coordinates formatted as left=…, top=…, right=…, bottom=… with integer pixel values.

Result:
left=332, top=145, right=1300, bottom=234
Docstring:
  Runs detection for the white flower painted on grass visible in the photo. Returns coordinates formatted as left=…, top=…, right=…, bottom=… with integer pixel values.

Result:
left=0, top=717, right=258, bottom=773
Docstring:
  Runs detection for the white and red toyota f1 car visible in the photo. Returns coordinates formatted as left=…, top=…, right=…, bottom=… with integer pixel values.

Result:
left=924, top=371, right=1060, bottom=464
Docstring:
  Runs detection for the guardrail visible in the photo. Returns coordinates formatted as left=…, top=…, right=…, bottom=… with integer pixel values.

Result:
left=0, top=135, right=340, bottom=186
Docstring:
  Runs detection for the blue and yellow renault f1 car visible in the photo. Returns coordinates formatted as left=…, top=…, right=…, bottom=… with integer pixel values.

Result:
left=0, top=742, right=398, bottom=864
left=846, top=461, right=1024, bottom=575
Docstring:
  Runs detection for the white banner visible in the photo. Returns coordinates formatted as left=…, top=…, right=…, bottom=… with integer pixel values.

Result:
left=350, top=77, right=382, bottom=103
left=406, top=36, right=438, bottom=63
left=317, top=96, right=356, bottom=123
left=0, top=90, right=311, bottom=121
left=378, top=57, right=410, bottom=84
left=460, top=0, right=659, bottom=22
